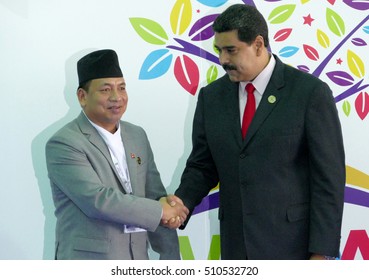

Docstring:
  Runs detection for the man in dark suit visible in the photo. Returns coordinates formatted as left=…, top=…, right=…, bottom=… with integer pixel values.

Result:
left=173, top=4, right=345, bottom=260
left=46, top=49, right=188, bottom=259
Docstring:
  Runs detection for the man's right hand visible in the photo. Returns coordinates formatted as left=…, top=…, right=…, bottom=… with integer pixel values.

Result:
left=159, top=195, right=189, bottom=229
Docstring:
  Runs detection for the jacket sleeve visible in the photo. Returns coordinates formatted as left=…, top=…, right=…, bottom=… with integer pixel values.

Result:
left=305, top=81, right=345, bottom=257
left=45, top=129, right=163, bottom=232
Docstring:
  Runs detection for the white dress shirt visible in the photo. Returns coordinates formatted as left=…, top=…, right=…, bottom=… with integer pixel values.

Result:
left=239, top=54, right=276, bottom=124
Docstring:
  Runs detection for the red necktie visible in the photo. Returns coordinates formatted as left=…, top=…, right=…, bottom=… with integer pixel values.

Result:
left=241, top=83, right=256, bottom=139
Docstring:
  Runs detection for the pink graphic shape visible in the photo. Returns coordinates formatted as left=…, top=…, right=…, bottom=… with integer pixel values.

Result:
left=355, top=91, right=369, bottom=120
left=303, top=44, right=319, bottom=61
left=174, top=55, right=199, bottom=95
left=273, top=28, right=293, bottom=42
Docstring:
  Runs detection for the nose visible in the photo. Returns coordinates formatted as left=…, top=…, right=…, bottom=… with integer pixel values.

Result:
left=109, top=88, right=122, bottom=101
left=218, top=51, right=229, bottom=66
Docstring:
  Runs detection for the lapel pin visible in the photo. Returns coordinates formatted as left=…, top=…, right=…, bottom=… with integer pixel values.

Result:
left=268, top=95, right=276, bottom=104
left=130, top=153, right=136, bottom=159
left=137, top=157, right=141, bottom=165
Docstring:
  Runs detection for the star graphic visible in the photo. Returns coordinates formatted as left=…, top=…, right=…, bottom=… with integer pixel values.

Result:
left=336, top=58, right=343, bottom=65
left=303, top=14, right=315, bottom=26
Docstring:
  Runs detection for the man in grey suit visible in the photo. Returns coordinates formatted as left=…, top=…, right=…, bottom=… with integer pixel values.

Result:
left=46, top=49, right=188, bottom=260
left=173, top=4, right=345, bottom=260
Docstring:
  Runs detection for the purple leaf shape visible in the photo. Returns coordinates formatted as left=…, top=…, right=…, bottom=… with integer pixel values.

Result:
left=188, top=14, right=219, bottom=41
left=167, top=38, right=220, bottom=64
left=343, top=0, right=369, bottom=10
left=297, top=65, right=310, bottom=73
left=335, top=80, right=369, bottom=103
left=351, top=37, right=367, bottom=46
left=326, top=71, right=355, bottom=86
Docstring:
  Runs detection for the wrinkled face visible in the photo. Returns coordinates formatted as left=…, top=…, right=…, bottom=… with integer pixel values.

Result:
left=78, top=77, right=127, bottom=133
left=214, top=30, right=259, bottom=82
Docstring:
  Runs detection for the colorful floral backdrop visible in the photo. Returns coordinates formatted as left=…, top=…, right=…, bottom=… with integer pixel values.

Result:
left=130, top=0, right=369, bottom=260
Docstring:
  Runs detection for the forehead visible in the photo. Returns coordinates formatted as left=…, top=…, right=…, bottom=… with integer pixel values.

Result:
left=214, top=30, right=242, bottom=47
left=90, top=77, right=125, bottom=87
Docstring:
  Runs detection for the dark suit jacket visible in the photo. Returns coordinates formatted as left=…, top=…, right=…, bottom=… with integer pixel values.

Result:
left=176, top=55, right=345, bottom=260
left=46, top=112, right=179, bottom=259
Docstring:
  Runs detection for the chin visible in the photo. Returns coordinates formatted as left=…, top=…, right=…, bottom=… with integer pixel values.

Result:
left=228, top=75, right=240, bottom=82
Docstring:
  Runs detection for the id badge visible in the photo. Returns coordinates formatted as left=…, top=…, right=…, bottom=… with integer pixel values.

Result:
left=124, top=225, right=147, bottom=233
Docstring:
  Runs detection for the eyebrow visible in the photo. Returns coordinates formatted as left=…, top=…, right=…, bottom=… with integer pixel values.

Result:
left=101, top=82, right=126, bottom=87
left=214, top=44, right=236, bottom=50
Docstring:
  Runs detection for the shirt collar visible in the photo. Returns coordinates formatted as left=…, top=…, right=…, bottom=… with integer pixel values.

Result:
left=82, top=110, right=121, bottom=140
left=240, top=53, right=276, bottom=95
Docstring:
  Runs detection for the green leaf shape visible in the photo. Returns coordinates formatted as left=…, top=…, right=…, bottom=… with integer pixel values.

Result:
left=317, top=29, right=330, bottom=48
left=129, top=17, right=168, bottom=45
left=268, top=4, right=296, bottom=24
left=170, top=0, right=192, bottom=35
left=326, top=8, right=345, bottom=37
left=347, top=49, right=365, bottom=78
left=342, top=100, right=351, bottom=117
left=207, top=65, right=218, bottom=84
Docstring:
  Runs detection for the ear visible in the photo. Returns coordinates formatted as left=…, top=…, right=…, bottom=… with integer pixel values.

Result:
left=77, top=88, right=87, bottom=108
left=254, top=35, right=264, bottom=54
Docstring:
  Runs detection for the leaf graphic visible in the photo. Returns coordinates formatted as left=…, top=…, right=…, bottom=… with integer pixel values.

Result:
left=297, top=65, right=310, bottom=73
left=139, top=49, right=173, bottom=80
left=207, top=65, right=218, bottom=84
left=273, top=28, right=293, bottom=42
left=364, top=26, right=369, bottom=34
left=351, top=37, right=367, bottom=46
left=189, top=14, right=219, bottom=41
left=268, top=4, right=296, bottom=24
left=326, top=8, right=345, bottom=37
left=303, top=44, right=319, bottom=61
left=129, top=18, right=168, bottom=45
left=326, top=71, right=355, bottom=86
left=342, top=100, right=351, bottom=116
left=279, top=46, right=299, bottom=57
left=347, top=49, right=365, bottom=78
left=174, top=55, right=199, bottom=95
left=355, top=92, right=369, bottom=120
left=317, top=29, right=330, bottom=48
left=343, top=0, right=369, bottom=10
left=171, top=0, right=192, bottom=35
left=196, top=0, right=228, bottom=7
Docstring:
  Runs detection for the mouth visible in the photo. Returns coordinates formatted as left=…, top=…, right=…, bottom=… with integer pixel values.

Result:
left=108, top=104, right=122, bottom=109
left=107, top=105, right=122, bottom=113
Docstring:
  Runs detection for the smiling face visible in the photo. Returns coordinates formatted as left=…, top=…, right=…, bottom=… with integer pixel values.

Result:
left=78, top=77, right=128, bottom=133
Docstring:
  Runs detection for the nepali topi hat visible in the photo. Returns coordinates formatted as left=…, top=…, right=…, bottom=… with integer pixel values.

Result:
left=77, top=49, right=123, bottom=87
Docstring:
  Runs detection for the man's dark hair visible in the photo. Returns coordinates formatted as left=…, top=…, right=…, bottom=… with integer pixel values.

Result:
left=213, top=4, right=269, bottom=48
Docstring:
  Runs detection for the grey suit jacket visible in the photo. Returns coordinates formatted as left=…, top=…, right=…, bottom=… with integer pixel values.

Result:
left=176, top=55, right=345, bottom=259
left=46, top=112, right=179, bottom=259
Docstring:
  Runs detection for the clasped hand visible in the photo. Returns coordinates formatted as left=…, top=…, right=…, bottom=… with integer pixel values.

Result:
left=159, top=195, right=189, bottom=229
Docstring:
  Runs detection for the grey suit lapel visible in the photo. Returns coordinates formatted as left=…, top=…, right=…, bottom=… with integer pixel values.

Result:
left=243, top=56, right=286, bottom=147
left=76, top=112, right=130, bottom=194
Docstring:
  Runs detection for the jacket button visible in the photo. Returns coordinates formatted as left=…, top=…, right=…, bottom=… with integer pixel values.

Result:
left=240, top=154, right=246, bottom=159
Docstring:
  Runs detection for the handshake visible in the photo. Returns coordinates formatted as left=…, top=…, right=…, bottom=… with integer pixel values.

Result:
left=159, top=195, right=189, bottom=229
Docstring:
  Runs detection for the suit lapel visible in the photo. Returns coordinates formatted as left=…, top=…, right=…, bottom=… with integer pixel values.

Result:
left=223, top=77, right=244, bottom=149
left=76, top=112, right=130, bottom=193
left=243, top=56, right=286, bottom=148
